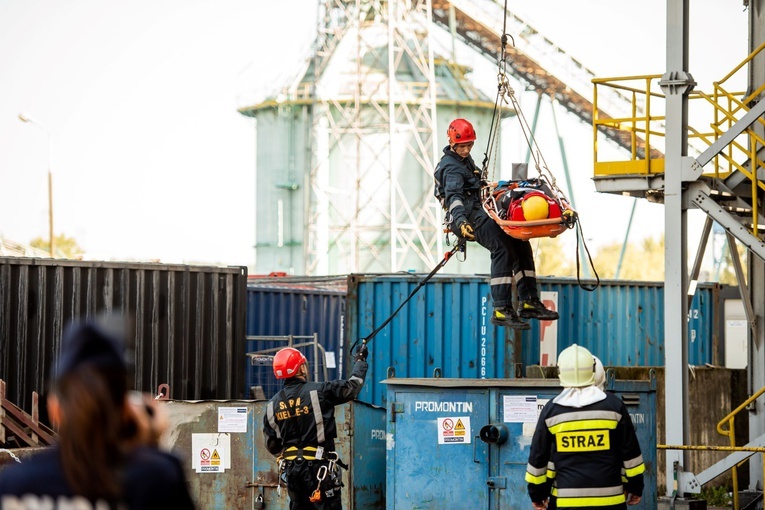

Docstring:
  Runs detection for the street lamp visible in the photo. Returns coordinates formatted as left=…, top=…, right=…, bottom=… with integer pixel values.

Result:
left=18, top=111, right=55, bottom=257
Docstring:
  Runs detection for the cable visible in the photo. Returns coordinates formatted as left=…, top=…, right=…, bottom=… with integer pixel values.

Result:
left=350, top=240, right=465, bottom=353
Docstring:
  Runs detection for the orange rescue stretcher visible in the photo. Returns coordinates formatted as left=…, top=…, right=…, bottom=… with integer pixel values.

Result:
left=483, top=179, right=577, bottom=241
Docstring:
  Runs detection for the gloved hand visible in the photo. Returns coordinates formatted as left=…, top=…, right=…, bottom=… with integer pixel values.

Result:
left=458, top=220, right=475, bottom=241
left=354, top=343, right=369, bottom=362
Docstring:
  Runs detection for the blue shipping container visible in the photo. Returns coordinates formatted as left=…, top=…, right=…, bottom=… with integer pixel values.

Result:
left=524, top=279, right=721, bottom=368
left=347, top=274, right=515, bottom=408
left=346, top=275, right=721, bottom=408
left=245, top=279, right=346, bottom=398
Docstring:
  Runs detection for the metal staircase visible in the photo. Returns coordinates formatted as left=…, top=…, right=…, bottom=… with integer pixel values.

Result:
left=590, top=42, right=765, bottom=263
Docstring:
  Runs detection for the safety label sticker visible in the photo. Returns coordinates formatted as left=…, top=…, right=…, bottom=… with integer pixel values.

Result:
left=218, top=406, right=248, bottom=433
left=503, top=395, right=538, bottom=423
left=437, top=416, right=471, bottom=444
left=522, top=398, right=550, bottom=437
left=192, top=433, right=231, bottom=473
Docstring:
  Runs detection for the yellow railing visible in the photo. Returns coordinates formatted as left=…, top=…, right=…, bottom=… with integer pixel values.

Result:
left=716, top=384, right=765, bottom=510
left=592, top=42, right=765, bottom=233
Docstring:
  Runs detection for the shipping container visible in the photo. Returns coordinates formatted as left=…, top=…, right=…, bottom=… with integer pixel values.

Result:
left=347, top=274, right=724, bottom=408
left=384, top=374, right=657, bottom=509
left=245, top=278, right=346, bottom=398
left=347, top=274, right=514, bottom=408
left=162, top=399, right=386, bottom=509
left=526, top=278, right=723, bottom=368
left=0, top=257, right=248, bottom=417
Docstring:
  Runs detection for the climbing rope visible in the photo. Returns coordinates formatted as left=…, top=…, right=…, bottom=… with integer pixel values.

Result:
left=350, top=240, right=466, bottom=352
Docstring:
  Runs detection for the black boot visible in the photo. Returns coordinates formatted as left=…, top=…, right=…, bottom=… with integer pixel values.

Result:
left=490, top=307, right=531, bottom=330
left=517, top=298, right=559, bottom=321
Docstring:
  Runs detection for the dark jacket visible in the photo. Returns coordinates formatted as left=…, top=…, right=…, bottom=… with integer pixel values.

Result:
left=433, top=146, right=482, bottom=228
left=0, top=446, right=194, bottom=510
left=525, top=392, right=645, bottom=509
left=263, top=359, right=368, bottom=455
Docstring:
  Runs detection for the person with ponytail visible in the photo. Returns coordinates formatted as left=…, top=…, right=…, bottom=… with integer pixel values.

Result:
left=0, top=316, right=194, bottom=509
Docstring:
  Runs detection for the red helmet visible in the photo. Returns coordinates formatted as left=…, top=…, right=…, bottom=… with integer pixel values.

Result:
left=273, top=347, right=307, bottom=379
left=447, top=118, right=476, bottom=145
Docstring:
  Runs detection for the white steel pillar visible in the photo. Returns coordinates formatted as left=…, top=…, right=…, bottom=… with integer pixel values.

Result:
left=748, top=0, right=765, bottom=491
left=660, top=0, right=693, bottom=495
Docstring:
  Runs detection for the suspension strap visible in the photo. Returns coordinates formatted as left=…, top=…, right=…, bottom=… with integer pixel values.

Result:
left=351, top=240, right=466, bottom=351
left=574, top=217, right=600, bottom=292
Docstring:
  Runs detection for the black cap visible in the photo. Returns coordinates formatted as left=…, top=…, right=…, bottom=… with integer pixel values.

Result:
left=54, top=316, right=128, bottom=382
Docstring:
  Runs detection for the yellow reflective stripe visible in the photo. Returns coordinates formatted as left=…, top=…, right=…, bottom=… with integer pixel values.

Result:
left=556, top=494, right=626, bottom=507
left=625, top=463, right=646, bottom=477
left=525, top=472, right=547, bottom=484
left=550, top=491, right=626, bottom=507
left=548, top=419, right=618, bottom=434
left=284, top=446, right=318, bottom=452
left=546, top=469, right=556, bottom=479
left=283, top=446, right=319, bottom=460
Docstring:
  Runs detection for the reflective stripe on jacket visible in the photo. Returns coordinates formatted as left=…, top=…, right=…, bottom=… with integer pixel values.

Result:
left=263, top=359, right=368, bottom=456
left=525, top=392, right=645, bottom=508
left=433, top=146, right=481, bottom=228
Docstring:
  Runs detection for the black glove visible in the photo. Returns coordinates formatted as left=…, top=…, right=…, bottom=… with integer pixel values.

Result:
left=458, top=220, right=475, bottom=241
left=354, top=343, right=368, bottom=362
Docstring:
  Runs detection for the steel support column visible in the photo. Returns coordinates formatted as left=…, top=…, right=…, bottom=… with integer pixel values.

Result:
left=661, top=0, right=693, bottom=495
left=748, top=0, right=765, bottom=491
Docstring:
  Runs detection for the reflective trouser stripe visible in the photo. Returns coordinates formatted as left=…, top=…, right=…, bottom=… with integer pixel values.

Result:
left=491, top=276, right=514, bottom=286
left=513, top=270, right=536, bottom=283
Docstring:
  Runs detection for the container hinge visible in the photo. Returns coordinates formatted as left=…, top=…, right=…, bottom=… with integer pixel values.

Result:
left=390, top=402, right=404, bottom=423
left=487, top=477, right=507, bottom=489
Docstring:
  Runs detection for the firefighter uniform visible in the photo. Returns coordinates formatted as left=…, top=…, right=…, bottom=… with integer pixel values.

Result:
left=434, top=144, right=539, bottom=310
left=525, top=392, right=646, bottom=509
left=263, top=356, right=368, bottom=510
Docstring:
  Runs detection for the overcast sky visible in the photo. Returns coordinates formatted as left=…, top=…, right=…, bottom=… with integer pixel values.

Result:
left=0, top=0, right=748, bottom=270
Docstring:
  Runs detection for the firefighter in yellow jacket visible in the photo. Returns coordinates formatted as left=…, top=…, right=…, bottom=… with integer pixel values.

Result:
left=525, top=344, right=645, bottom=509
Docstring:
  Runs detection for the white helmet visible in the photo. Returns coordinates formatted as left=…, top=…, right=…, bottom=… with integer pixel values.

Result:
left=557, top=344, right=596, bottom=387
left=593, top=356, right=605, bottom=390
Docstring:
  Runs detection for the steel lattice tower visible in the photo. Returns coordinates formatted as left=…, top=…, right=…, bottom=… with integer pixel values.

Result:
left=305, top=0, right=441, bottom=274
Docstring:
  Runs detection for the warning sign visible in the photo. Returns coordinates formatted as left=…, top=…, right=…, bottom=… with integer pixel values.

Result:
left=192, top=433, right=231, bottom=473
left=437, top=416, right=471, bottom=444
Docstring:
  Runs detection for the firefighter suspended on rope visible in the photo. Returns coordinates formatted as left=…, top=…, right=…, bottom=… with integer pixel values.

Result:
left=475, top=12, right=599, bottom=292
left=433, top=118, right=559, bottom=330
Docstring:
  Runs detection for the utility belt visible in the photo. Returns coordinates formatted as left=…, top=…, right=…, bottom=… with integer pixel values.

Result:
left=276, top=446, right=349, bottom=500
left=280, top=446, right=349, bottom=469
left=282, top=446, right=321, bottom=461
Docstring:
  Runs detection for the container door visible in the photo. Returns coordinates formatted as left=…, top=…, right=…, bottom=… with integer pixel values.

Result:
left=493, top=389, right=562, bottom=509
left=388, top=389, right=490, bottom=509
